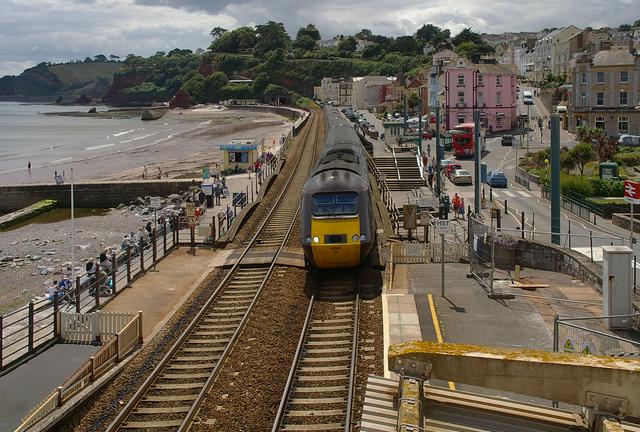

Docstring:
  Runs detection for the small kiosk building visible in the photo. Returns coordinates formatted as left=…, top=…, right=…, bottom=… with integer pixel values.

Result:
left=220, top=138, right=258, bottom=172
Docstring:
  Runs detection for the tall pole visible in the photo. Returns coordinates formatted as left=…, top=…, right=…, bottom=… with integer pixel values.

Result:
left=474, top=110, right=481, bottom=214
left=441, top=232, right=445, bottom=297
left=527, top=104, right=530, bottom=155
left=550, top=114, right=561, bottom=245
left=435, top=105, right=442, bottom=197
left=70, top=165, right=75, bottom=280
left=403, top=94, right=408, bottom=126
left=418, top=97, right=423, bottom=155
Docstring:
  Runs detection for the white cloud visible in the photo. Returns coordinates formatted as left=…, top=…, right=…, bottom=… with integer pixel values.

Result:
left=0, top=0, right=635, bottom=76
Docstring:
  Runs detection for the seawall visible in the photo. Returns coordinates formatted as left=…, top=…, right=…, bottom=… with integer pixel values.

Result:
left=0, top=180, right=196, bottom=211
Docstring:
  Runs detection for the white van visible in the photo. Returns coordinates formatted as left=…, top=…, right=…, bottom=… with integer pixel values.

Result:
left=522, top=90, right=533, bottom=105
left=619, top=134, right=640, bottom=147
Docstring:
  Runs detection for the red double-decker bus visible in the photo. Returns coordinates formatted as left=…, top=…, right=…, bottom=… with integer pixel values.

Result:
left=450, top=123, right=475, bottom=158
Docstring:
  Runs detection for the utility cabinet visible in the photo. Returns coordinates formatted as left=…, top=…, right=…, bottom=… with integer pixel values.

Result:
left=601, top=246, right=633, bottom=329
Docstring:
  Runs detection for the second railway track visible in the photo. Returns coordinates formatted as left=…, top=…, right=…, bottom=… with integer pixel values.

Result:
left=106, top=111, right=321, bottom=432
left=273, top=271, right=361, bottom=432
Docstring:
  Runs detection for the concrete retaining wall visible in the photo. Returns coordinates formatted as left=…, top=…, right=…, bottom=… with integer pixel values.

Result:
left=495, top=239, right=602, bottom=291
left=0, top=180, right=195, bottom=211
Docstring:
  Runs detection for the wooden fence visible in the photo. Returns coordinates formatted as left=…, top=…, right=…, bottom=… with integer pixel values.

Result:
left=391, top=242, right=468, bottom=264
left=16, top=311, right=142, bottom=432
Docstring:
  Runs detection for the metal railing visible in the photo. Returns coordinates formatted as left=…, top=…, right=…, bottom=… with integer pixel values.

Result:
left=1, top=221, right=177, bottom=370
left=367, top=152, right=400, bottom=234
left=553, top=313, right=640, bottom=356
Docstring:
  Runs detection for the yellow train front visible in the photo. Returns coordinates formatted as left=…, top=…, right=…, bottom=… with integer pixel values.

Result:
left=300, top=108, right=375, bottom=268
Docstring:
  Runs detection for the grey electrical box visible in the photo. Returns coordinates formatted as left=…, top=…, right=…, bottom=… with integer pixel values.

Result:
left=601, top=246, right=633, bottom=329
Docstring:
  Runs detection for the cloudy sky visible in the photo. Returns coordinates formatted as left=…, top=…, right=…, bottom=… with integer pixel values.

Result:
left=0, top=0, right=636, bottom=76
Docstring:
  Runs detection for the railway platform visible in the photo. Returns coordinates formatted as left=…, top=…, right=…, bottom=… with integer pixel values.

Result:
left=0, top=344, right=99, bottom=431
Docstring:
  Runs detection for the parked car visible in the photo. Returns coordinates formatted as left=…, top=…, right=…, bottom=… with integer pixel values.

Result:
left=619, top=134, right=640, bottom=147
left=450, top=169, right=473, bottom=185
left=445, top=163, right=463, bottom=178
left=486, top=170, right=508, bottom=188
left=440, top=159, right=455, bottom=172
left=422, top=129, right=435, bottom=139
left=501, top=135, right=514, bottom=146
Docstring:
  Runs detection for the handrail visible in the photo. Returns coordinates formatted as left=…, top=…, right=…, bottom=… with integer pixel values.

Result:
left=392, top=147, right=401, bottom=180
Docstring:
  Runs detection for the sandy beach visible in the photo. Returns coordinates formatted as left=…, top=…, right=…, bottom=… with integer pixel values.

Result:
left=0, top=106, right=293, bottom=184
left=0, top=106, right=295, bottom=314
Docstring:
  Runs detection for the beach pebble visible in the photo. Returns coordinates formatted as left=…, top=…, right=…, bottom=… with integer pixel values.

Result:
left=39, top=268, right=48, bottom=275
left=1, top=256, right=14, bottom=262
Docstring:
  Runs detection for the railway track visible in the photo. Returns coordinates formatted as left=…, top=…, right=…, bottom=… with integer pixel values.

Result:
left=273, top=271, right=360, bottom=432
left=106, top=111, right=321, bottom=432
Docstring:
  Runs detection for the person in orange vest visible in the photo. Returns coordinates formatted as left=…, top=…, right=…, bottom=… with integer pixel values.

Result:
left=452, top=193, right=460, bottom=220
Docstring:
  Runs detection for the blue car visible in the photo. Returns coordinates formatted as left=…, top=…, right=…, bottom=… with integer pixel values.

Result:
left=486, top=170, right=508, bottom=188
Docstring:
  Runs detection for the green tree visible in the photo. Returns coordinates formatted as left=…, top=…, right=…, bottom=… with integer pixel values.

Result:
left=619, top=24, right=632, bottom=31
left=407, top=92, right=420, bottom=111
left=254, top=21, right=291, bottom=56
left=209, top=27, right=256, bottom=53
left=393, top=36, right=420, bottom=54
left=454, top=41, right=476, bottom=59
left=597, top=137, right=618, bottom=162
left=560, top=148, right=576, bottom=174
left=252, top=72, right=270, bottom=98
left=210, top=27, right=228, bottom=40
left=203, top=71, right=228, bottom=102
left=293, top=34, right=316, bottom=51
left=571, top=142, right=596, bottom=176
left=416, top=24, right=450, bottom=48
left=181, top=75, right=205, bottom=103
left=337, top=36, right=357, bottom=52
left=93, top=54, right=107, bottom=62
left=296, top=24, right=321, bottom=42
left=361, top=43, right=383, bottom=59
left=452, top=28, right=483, bottom=46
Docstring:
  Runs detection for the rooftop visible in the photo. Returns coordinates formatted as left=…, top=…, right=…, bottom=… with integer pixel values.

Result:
left=592, top=49, right=637, bottom=66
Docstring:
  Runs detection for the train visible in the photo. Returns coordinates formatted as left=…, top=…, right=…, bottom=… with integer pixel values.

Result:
left=300, top=107, right=376, bottom=268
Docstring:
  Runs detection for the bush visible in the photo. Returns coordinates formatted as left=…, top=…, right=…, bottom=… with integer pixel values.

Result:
left=591, top=179, right=624, bottom=197
left=614, top=151, right=640, bottom=167
left=560, top=175, right=593, bottom=197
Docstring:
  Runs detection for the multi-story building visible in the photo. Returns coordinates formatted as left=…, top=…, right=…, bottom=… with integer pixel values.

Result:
left=443, top=58, right=517, bottom=132
left=568, top=47, right=640, bottom=136
left=313, top=77, right=353, bottom=106
left=351, top=76, right=395, bottom=110
left=526, top=26, right=594, bottom=82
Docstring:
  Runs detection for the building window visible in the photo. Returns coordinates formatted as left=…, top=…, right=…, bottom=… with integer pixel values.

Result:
left=496, top=75, right=502, bottom=86
left=620, top=71, right=629, bottom=83
left=596, top=92, right=604, bottom=106
left=458, top=75, right=465, bottom=86
left=620, top=91, right=628, bottom=106
left=457, top=113, right=466, bottom=124
left=581, top=93, right=586, bottom=108
left=457, top=91, right=465, bottom=104
left=496, top=91, right=502, bottom=106
left=581, top=73, right=586, bottom=84
left=477, top=75, right=483, bottom=85
left=595, top=116, right=605, bottom=130
left=496, top=116, right=503, bottom=127
left=596, top=71, right=605, bottom=84
left=478, top=91, right=484, bottom=106
left=619, top=116, right=629, bottom=133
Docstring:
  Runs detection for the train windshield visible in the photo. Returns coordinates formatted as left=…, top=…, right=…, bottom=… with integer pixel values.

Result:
left=313, top=192, right=358, bottom=217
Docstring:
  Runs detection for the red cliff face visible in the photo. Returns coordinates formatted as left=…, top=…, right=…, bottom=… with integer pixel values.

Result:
left=102, top=73, right=145, bottom=105
left=169, top=89, right=195, bottom=108
left=198, top=58, right=214, bottom=77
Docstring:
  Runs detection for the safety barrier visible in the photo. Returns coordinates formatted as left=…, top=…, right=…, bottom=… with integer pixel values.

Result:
left=553, top=313, right=640, bottom=356
left=391, top=242, right=468, bottom=264
left=1, top=223, right=175, bottom=371
left=60, top=311, right=139, bottom=344
left=16, top=311, right=142, bottom=432
left=366, top=153, right=400, bottom=234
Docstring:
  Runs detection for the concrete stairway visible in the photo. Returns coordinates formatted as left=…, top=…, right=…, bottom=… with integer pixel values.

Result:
left=373, top=155, right=425, bottom=191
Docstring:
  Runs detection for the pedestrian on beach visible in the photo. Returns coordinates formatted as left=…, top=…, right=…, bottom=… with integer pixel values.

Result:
left=27, top=161, right=31, bottom=173
left=157, top=167, right=162, bottom=179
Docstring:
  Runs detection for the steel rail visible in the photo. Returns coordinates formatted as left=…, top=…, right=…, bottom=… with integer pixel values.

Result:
left=106, top=111, right=319, bottom=432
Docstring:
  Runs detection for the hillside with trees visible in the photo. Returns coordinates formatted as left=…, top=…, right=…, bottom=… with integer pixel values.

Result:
left=0, top=58, right=122, bottom=101
left=1, top=22, right=493, bottom=106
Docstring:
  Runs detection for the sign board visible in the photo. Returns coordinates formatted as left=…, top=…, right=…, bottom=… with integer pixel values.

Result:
left=432, top=219, right=450, bottom=234
left=562, top=338, right=575, bottom=353
left=201, top=184, right=213, bottom=196
left=418, top=210, right=431, bottom=226
left=403, top=205, right=418, bottom=229
left=186, top=202, right=196, bottom=218
left=580, top=343, right=595, bottom=355
left=149, top=197, right=161, bottom=209
left=624, top=180, right=640, bottom=203
left=201, top=166, right=210, bottom=179
left=220, top=143, right=258, bottom=151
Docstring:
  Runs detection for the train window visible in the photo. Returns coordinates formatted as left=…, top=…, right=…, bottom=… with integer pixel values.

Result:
left=313, top=192, right=358, bottom=216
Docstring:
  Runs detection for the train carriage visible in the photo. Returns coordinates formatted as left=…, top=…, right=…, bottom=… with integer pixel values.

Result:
left=300, top=107, right=375, bottom=268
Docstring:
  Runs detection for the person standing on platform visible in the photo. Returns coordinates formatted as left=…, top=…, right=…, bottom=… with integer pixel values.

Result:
left=452, top=193, right=460, bottom=220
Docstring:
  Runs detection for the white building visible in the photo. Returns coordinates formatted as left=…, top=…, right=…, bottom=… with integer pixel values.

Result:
left=313, top=77, right=353, bottom=106
left=351, top=76, right=396, bottom=110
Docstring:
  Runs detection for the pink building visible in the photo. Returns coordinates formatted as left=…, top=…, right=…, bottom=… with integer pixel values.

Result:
left=443, top=58, right=518, bottom=132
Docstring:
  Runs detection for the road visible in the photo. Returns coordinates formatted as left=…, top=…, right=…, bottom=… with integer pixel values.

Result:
left=434, top=88, right=633, bottom=264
